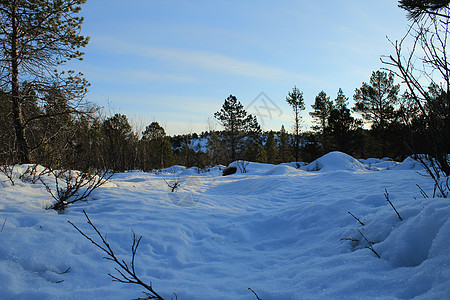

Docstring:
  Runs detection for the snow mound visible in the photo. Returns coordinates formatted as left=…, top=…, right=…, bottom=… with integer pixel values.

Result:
left=302, top=151, right=367, bottom=172
left=227, top=161, right=276, bottom=175
left=393, top=156, right=424, bottom=170
left=359, top=158, right=399, bottom=170
left=160, top=165, right=186, bottom=174
left=265, top=164, right=302, bottom=176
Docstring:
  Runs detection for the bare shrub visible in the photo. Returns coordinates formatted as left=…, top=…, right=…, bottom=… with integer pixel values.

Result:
left=414, top=154, right=449, bottom=198
left=236, top=160, right=249, bottom=173
left=0, top=164, right=16, bottom=186
left=19, top=164, right=51, bottom=184
left=41, top=168, right=111, bottom=212
left=164, top=179, right=180, bottom=192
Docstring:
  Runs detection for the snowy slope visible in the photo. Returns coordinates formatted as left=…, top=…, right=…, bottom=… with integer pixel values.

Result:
left=0, top=153, right=449, bottom=299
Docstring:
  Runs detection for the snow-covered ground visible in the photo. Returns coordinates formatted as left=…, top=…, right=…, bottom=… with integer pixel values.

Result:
left=1, top=152, right=449, bottom=299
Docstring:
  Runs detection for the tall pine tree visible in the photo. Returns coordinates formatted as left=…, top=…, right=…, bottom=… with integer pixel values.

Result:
left=0, top=0, right=90, bottom=163
left=310, top=91, right=333, bottom=152
left=286, top=86, right=305, bottom=163
left=214, top=95, right=260, bottom=163
left=353, top=71, right=399, bottom=156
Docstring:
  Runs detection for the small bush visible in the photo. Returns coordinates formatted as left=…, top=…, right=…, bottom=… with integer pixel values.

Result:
left=41, top=168, right=111, bottom=212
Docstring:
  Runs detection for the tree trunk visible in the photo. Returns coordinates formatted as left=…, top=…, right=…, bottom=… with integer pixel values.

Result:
left=11, top=2, right=30, bottom=164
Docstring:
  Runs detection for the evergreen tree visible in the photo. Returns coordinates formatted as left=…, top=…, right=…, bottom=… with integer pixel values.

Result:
left=214, top=95, right=260, bottom=163
left=353, top=71, right=400, bottom=131
left=0, top=89, right=14, bottom=163
left=206, top=130, right=226, bottom=166
left=278, top=125, right=293, bottom=163
left=327, top=89, right=361, bottom=153
left=285, top=86, right=305, bottom=162
left=353, top=71, right=400, bottom=155
left=102, top=114, right=137, bottom=171
left=310, top=91, right=333, bottom=151
left=141, top=122, right=173, bottom=170
left=0, top=0, right=90, bottom=164
left=265, top=130, right=278, bottom=164
left=399, top=0, right=450, bottom=20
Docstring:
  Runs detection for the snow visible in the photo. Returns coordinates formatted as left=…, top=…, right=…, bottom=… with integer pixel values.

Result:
left=302, top=151, right=367, bottom=172
left=1, top=152, right=449, bottom=299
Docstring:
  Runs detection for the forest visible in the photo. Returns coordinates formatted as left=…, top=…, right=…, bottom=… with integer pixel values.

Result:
left=0, top=0, right=448, bottom=177
left=0, top=69, right=448, bottom=173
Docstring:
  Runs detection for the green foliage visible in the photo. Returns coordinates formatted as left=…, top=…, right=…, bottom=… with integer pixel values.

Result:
left=278, top=125, right=293, bottom=163
left=0, top=0, right=89, bottom=73
left=101, top=114, right=137, bottom=172
left=327, top=89, right=362, bottom=153
left=0, top=0, right=91, bottom=164
left=310, top=91, right=333, bottom=133
left=265, top=130, right=278, bottom=164
left=353, top=71, right=400, bottom=156
left=398, top=0, right=450, bottom=20
left=353, top=71, right=400, bottom=131
left=140, top=122, right=173, bottom=170
left=214, top=95, right=261, bottom=163
left=286, top=86, right=305, bottom=162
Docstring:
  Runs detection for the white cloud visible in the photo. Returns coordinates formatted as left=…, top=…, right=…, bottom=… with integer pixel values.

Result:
left=92, top=36, right=307, bottom=81
left=81, top=64, right=196, bottom=85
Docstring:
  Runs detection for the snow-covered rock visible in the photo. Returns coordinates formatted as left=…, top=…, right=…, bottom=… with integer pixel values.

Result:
left=302, top=151, right=367, bottom=172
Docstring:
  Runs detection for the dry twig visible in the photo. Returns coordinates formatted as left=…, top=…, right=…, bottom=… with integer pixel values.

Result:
left=347, top=211, right=365, bottom=226
left=358, top=229, right=380, bottom=259
left=248, top=287, right=262, bottom=300
left=384, top=189, right=403, bottom=221
left=68, top=210, right=164, bottom=300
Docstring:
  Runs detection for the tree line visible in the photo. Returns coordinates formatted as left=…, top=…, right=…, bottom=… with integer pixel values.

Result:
left=0, top=0, right=449, bottom=176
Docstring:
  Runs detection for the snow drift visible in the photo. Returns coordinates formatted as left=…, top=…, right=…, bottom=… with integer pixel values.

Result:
left=303, top=151, right=367, bottom=172
left=0, top=153, right=449, bottom=299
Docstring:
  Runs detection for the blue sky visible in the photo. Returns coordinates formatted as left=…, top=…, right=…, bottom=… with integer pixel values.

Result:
left=75, top=0, right=410, bottom=135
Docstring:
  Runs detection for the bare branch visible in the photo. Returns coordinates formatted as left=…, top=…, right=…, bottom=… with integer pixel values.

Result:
left=358, top=229, right=381, bottom=259
left=347, top=211, right=365, bottom=226
left=248, top=287, right=263, bottom=300
left=68, top=210, right=165, bottom=300
left=384, top=189, right=403, bottom=221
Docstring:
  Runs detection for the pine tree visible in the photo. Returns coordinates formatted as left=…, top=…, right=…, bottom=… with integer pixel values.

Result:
left=310, top=91, right=333, bottom=151
left=214, top=95, right=260, bottom=163
left=265, top=130, right=278, bottom=164
left=0, top=0, right=90, bottom=163
left=141, top=122, right=173, bottom=170
left=102, top=114, right=137, bottom=171
left=278, top=125, right=293, bottom=163
left=383, top=1, right=450, bottom=175
left=399, top=0, right=450, bottom=20
left=353, top=71, right=399, bottom=155
left=353, top=71, right=399, bottom=131
left=327, top=89, right=361, bottom=153
left=285, top=86, right=305, bottom=163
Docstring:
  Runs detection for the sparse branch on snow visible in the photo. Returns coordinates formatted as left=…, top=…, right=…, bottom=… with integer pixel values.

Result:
left=68, top=210, right=165, bottom=300
left=347, top=211, right=365, bottom=226
left=164, top=179, right=180, bottom=192
left=248, top=287, right=262, bottom=300
left=384, top=189, right=403, bottom=221
left=358, top=229, right=380, bottom=259
left=1, top=217, right=6, bottom=232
